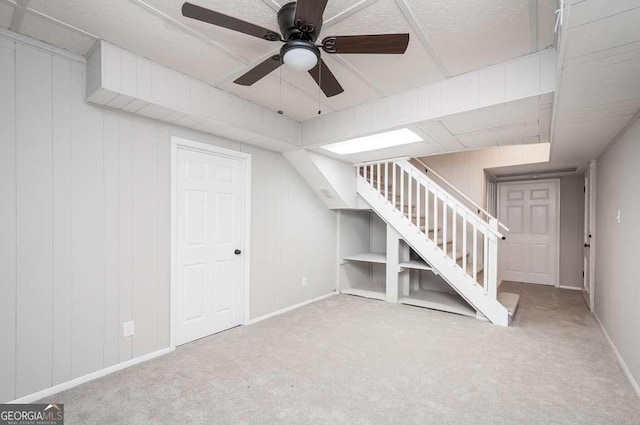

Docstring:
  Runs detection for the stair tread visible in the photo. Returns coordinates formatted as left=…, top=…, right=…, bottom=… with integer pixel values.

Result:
left=498, top=292, right=520, bottom=316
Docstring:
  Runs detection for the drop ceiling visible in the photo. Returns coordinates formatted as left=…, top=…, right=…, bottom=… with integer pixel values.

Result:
left=550, top=0, right=640, bottom=171
left=0, top=0, right=556, bottom=121
left=4, top=0, right=636, bottom=178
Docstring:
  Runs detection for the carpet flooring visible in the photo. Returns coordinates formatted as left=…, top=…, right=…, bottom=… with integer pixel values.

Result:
left=41, top=282, right=640, bottom=424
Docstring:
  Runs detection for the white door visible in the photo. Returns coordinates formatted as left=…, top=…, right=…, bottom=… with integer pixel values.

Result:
left=176, top=147, right=244, bottom=346
left=498, top=180, right=559, bottom=285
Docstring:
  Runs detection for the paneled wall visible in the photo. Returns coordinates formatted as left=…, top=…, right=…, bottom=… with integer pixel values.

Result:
left=595, top=118, right=640, bottom=391
left=0, top=34, right=337, bottom=402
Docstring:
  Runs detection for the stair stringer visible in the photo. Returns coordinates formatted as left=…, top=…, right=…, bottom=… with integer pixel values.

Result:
left=357, top=176, right=510, bottom=326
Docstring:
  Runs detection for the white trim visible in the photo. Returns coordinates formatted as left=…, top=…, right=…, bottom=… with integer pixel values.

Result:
left=558, top=285, right=582, bottom=291
left=9, top=348, right=173, bottom=404
left=594, top=313, right=640, bottom=400
left=246, top=292, right=337, bottom=325
left=497, top=178, right=561, bottom=287
left=170, top=137, right=252, bottom=350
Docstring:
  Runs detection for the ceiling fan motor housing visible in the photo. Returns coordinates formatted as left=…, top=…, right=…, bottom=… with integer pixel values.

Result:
left=278, top=2, right=322, bottom=42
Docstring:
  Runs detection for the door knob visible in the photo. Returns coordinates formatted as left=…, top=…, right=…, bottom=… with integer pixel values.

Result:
left=234, top=249, right=242, bottom=255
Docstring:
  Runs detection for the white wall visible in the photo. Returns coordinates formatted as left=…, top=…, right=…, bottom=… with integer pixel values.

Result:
left=559, top=175, right=585, bottom=288
left=419, top=143, right=550, bottom=207
left=0, top=35, right=337, bottom=403
left=595, top=118, right=640, bottom=390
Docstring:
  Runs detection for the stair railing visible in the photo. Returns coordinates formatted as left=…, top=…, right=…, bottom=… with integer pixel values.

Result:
left=356, top=158, right=503, bottom=299
left=411, top=157, right=510, bottom=234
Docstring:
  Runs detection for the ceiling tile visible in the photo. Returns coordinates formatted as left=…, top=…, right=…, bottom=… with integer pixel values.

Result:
left=568, top=0, right=640, bottom=29
left=0, top=3, right=13, bottom=29
left=141, top=0, right=280, bottom=62
left=537, top=0, right=557, bottom=50
left=272, top=0, right=369, bottom=23
left=405, top=0, right=530, bottom=76
left=440, top=97, right=539, bottom=135
left=20, top=11, right=97, bottom=55
left=325, top=0, right=444, bottom=95
left=27, top=0, right=245, bottom=84
left=565, top=6, right=640, bottom=60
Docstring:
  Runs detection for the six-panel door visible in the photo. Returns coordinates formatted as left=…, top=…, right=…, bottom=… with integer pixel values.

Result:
left=176, top=148, right=243, bottom=346
left=499, top=181, right=558, bottom=285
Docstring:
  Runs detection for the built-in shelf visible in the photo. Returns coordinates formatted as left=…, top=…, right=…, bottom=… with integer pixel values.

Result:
left=341, top=252, right=387, bottom=264
left=398, top=260, right=432, bottom=271
left=399, top=289, right=476, bottom=318
left=341, top=287, right=386, bottom=301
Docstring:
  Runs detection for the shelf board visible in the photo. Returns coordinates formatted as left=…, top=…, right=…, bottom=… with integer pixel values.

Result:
left=342, top=252, right=387, bottom=264
left=398, top=260, right=432, bottom=271
left=399, top=290, right=476, bottom=318
left=341, top=287, right=386, bottom=301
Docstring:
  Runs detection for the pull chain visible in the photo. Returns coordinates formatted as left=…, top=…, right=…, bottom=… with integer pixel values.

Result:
left=277, top=63, right=283, bottom=115
left=317, top=61, right=322, bottom=115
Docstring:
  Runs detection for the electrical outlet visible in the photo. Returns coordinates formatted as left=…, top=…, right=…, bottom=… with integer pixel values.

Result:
left=301, top=277, right=308, bottom=287
left=123, top=321, right=135, bottom=338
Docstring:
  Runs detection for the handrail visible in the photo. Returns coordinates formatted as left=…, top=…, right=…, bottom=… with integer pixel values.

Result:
left=395, top=160, right=506, bottom=241
left=412, top=158, right=509, bottom=233
left=354, top=156, right=410, bottom=167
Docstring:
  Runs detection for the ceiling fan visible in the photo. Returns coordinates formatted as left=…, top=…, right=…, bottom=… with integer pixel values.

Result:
left=181, top=1, right=410, bottom=98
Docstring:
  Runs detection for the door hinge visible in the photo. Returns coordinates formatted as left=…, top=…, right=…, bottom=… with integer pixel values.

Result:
left=584, top=186, right=586, bottom=193
left=583, top=271, right=585, bottom=278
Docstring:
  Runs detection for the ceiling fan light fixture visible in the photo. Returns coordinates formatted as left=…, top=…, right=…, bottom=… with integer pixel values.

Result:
left=281, top=40, right=319, bottom=72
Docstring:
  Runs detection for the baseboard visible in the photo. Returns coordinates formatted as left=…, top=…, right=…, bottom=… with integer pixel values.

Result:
left=558, top=285, right=582, bottom=291
left=246, top=291, right=337, bottom=325
left=594, top=313, right=640, bottom=400
left=8, top=347, right=174, bottom=404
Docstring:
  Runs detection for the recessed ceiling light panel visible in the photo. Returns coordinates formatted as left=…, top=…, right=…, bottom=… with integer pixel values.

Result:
left=321, top=129, right=423, bottom=155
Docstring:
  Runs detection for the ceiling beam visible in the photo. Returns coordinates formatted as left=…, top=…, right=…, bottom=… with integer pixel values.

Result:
left=529, top=0, right=539, bottom=53
left=300, top=49, right=556, bottom=146
left=394, top=0, right=450, bottom=79
left=9, top=0, right=29, bottom=32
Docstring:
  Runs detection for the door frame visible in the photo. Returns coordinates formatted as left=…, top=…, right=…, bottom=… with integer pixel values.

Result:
left=170, top=136, right=252, bottom=349
left=584, top=161, right=596, bottom=311
left=497, top=178, right=561, bottom=287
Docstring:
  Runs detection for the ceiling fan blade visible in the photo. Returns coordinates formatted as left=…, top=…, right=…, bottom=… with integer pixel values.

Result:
left=294, top=0, right=329, bottom=32
left=182, top=2, right=281, bottom=41
left=234, top=55, right=282, bottom=86
left=322, top=34, right=410, bottom=54
left=308, top=59, right=344, bottom=98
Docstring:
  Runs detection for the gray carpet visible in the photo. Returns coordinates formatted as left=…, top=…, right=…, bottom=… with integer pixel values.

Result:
left=41, top=282, right=640, bottom=424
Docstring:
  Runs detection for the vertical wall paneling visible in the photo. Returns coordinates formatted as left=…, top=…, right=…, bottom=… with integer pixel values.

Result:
left=0, top=33, right=339, bottom=401
left=117, top=114, right=134, bottom=362
left=0, top=40, right=16, bottom=403
left=132, top=120, right=159, bottom=357
left=15, top=43, right=54, bottom=398
left=70, top=62, right=105, bottom=378
left=51, top=56, right=74, bottom=386
left=103, top=110, right=120, bottom=368
left=156, top=126, right=171, bottom=349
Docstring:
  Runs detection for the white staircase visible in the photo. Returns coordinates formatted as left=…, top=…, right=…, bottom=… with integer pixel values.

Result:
left=355, top=158, right=517, bottom=326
